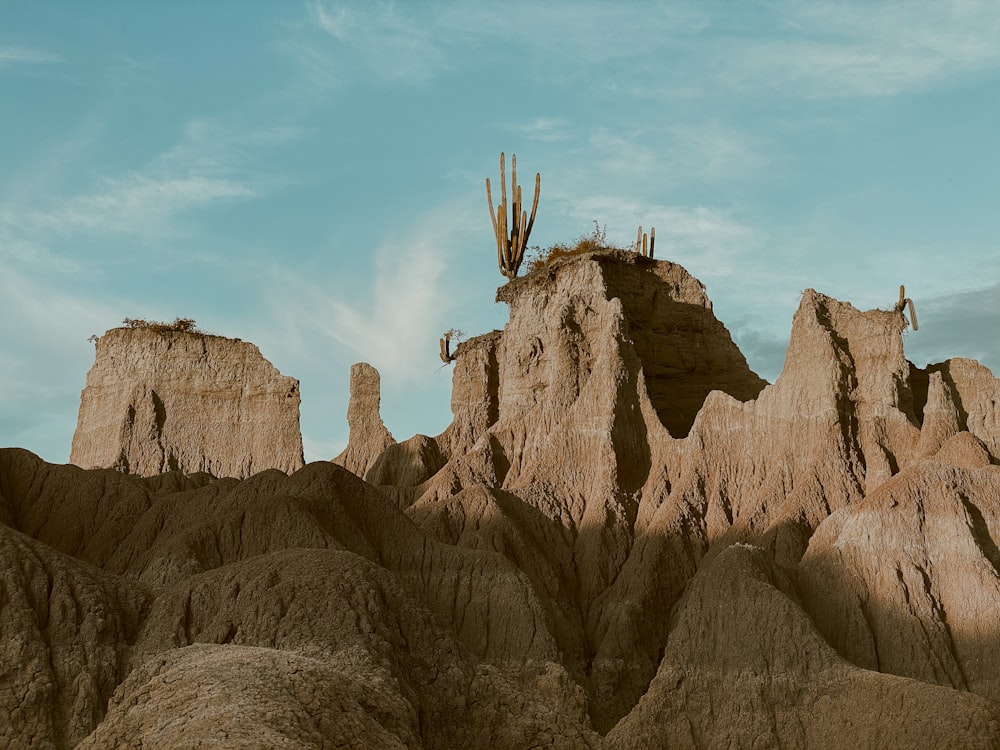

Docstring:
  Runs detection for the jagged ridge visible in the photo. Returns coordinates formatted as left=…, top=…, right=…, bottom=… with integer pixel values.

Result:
left=2, top=249, right=1000, bottom=748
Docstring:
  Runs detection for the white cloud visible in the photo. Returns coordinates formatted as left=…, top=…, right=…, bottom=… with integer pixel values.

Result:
left=286, top=1, right=1000, bottom=100
left=0, top=46, right=61, bottom=65
left=667, top=122, right=768, bottom=180
left=564, top=194, right=756, bottom=276
left=306, top=0, right=448, bottom=85
left=717, top=0, right=1000, bottom=98
left=589, top=129, right=659, bottom=178
left=0, top=260, right=121, bottom=461
left=436, top=2, right=709, bottom=64
left=506, top=117, right=572, bottom=143
left=289, top=1, right=708, bottom=89
left=0, top=227, right=81, bottom=273
left=0, top=113, right=299, bottom=249
left=8, top=174, right=253, bottom=238
left=269, top=199, right=480, bottom=381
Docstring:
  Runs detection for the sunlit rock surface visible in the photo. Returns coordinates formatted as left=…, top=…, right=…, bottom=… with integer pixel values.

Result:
left=5, top=250, right=1000, bottom=748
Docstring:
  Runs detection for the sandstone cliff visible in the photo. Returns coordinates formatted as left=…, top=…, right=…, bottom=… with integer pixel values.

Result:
left=4, top=248, right=1000, bottom=748
left=70, top=326, right=304, bottom=479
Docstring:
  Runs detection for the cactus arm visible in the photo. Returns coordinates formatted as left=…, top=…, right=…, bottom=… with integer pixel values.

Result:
left=521, top=172, right=540, bottom=251
left=906, top=298, right=918, bottom=330
left=499, top=208, right=509, bottom=276
left=649, top=227, right=655, bottom=259
left=486, top=178, right=498, bottom=237
left=499, top=153, right=507, bottom=221
left=511, top=184, right=522, bottom=258
left=511, top=154, right=519, bottom=232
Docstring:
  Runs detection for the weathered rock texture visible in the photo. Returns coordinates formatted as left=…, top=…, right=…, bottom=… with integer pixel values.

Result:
left=70, top=327, right=304, bottom=479
left=332, top=362, right=396, bottom=478
left=5, top=249, right=1000, bottom=748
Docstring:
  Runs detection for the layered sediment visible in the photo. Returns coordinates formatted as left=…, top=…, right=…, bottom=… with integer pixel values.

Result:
left=4, top=249, right=1000, bottom=748
left=70, top=327, right=304, bottom=479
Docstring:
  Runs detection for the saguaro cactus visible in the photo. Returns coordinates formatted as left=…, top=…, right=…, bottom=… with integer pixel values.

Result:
left=894, top=285, right=919, bottom=331
left=486, top=152, right=540, bottom=279
left=635, top=226, right=655, bottom=258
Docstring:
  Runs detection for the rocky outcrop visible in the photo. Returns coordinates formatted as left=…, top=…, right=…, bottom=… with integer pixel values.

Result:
left=70, top=327, right=304, bottom=479
left=5, top=248, right=1000, bottom=748
left=359, top=250, right=1000, bottom=736
left=606, top=542, right=1000, bottom=749
left=0, top=449, right=597, bottom=749
left=332, top=362, right=396, bottom=477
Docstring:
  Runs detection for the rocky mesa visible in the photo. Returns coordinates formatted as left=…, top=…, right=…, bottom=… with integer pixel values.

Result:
left=70, top=325, right=304, bottom=479
left=3, top=248, right=1000, bottom=749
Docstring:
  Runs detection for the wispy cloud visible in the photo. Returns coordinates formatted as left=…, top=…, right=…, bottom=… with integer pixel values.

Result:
left=0, top=226, right=81, bottom=273
left=302, top=0, right=448, bottom=85
left=7, top=174, right=253, bottom=238
left=0, top=258, right=121, bottom=461
left=436, top=2, right=709, bottom=65
left=291, top=1, right=1000, bottom=98
left=714, top=0, right=1000, bottom=98
left=0, top=46, right=62, bottom=66
left=287, top=1, right=708, bottom=89
left=268, top=199, right=480, bottom=380
left=0, top=113, right=299, bottom=250
left=564, top=194, right=756, bottom=276
left=666, top=122, right=768, bottom=180
left=506, top=117, right=572, bottom=143
left=588, top=129, right=659, bottom=177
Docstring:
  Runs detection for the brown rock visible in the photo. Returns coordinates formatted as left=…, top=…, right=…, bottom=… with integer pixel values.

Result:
left=0, top=523, right=146, bottom=749
left=6, top=248, right=1000, bottom=747
left=70, top=327, right=304, bottom=478
left=799, top=437, right=1000, bottom=699
left=77, top=644, right=422, bottom=749
left=332, top=362, right=396, bottom=477
left=606, top=542, right=1000, bottom=749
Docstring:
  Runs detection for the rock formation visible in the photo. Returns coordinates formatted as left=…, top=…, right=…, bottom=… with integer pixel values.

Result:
left=332, top=362, right=396, bottom=478
left=70, top=326, right=304, bottom=479
left=4, top=248, right=1000, bottom=748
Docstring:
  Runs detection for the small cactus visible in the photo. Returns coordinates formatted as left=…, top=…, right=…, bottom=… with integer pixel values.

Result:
left=439, top=333, right=455, bottom=364
left=487, top=153, right=540, bottom=279
left=894, top=285, right=919, bottom=331
left=635, top=226, right=655, bottom=258
left=439, top=328, right=464, bottom=364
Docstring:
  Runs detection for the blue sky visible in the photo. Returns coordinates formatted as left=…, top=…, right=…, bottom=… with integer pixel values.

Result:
left=2, top=1, right=999, bottom=465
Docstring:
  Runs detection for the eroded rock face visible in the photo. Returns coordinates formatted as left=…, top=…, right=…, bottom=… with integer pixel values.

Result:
left=332, top=362, right=396, bottom=478
left=0, top=450, right=598, bottom=749
left=384, top=251, right=1000, bottom=735
left=70, top=327, right=304, bottom=479
left=5, top=249, right=1000, bottom=748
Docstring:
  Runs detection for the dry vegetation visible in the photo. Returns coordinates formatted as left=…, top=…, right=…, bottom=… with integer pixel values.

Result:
left=121, top=317, right=202, bottom=334
left=527, top=222, right=627, bottom=273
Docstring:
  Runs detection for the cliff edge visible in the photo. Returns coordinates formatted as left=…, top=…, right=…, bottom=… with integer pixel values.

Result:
left=70, top=326, right=304, bottom=478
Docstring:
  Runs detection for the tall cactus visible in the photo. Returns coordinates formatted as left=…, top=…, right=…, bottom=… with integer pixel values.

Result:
left=486, top=152, right=540, bottom=279
left=635, top=226, right=655, bottom=258
left=894, top=284, right=919, bottom=331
